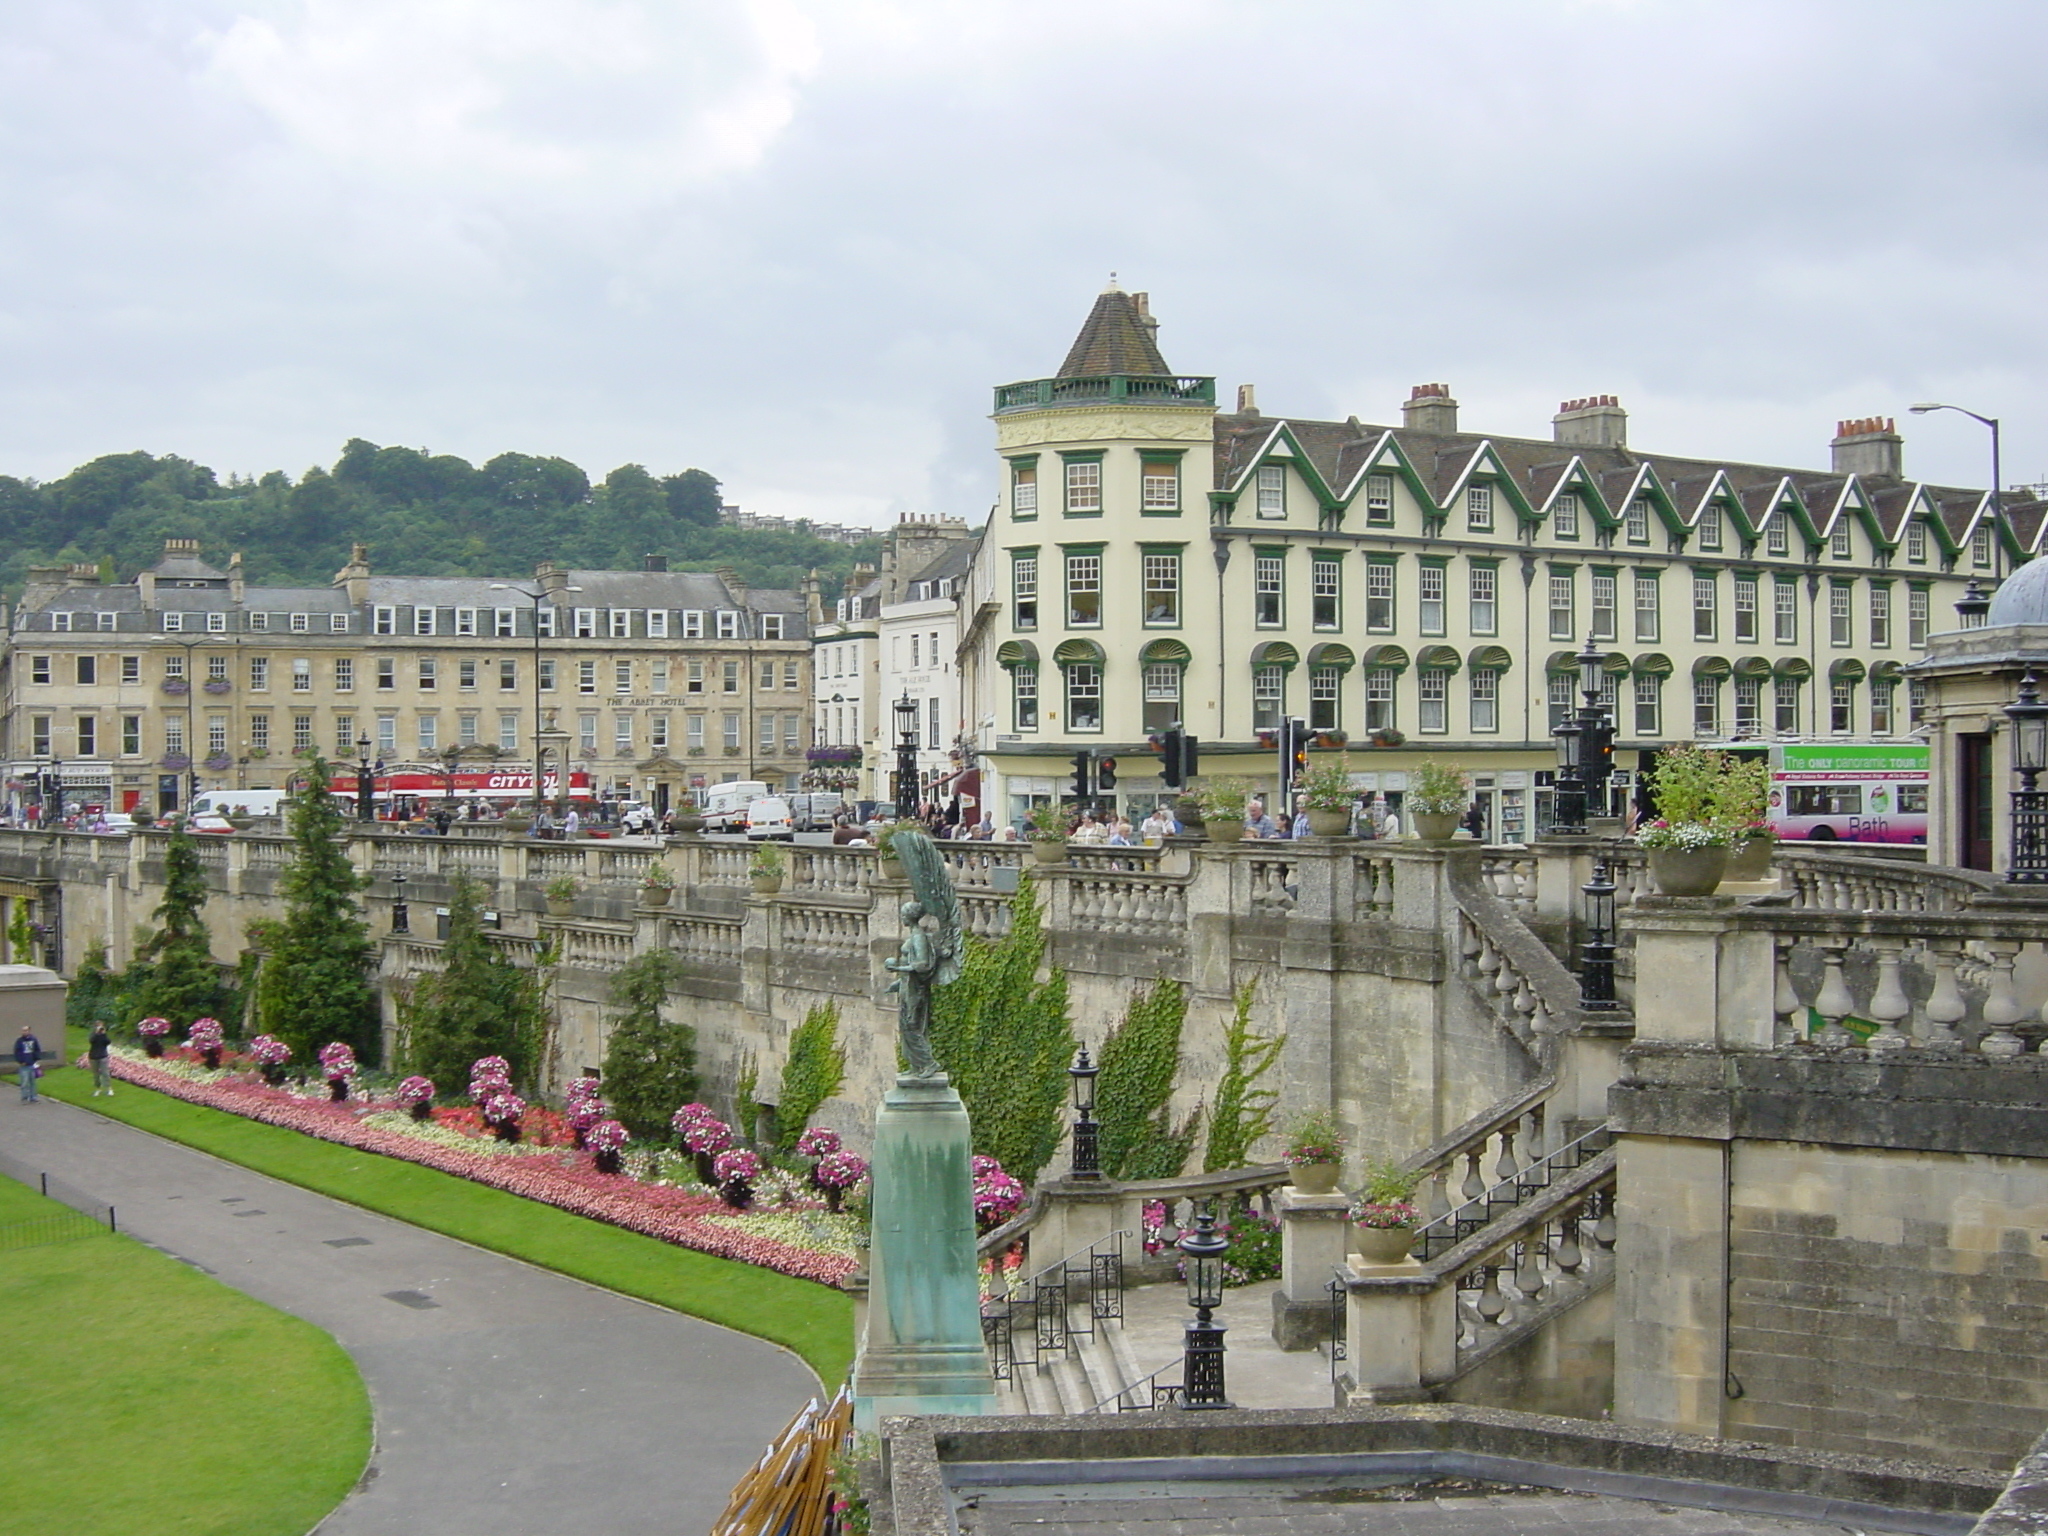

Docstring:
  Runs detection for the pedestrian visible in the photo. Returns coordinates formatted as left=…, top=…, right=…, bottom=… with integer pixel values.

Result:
left=1245, top=799, right=1280, bottom=839
left=561, top=805, right=581, bottom=838
left=14, top=1024, right=42, bottom=1104
left=88, top=1021, right=112, bottom=1096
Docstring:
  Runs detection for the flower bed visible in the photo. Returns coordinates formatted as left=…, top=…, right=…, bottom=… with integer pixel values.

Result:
left=102, top=1050, right=858, bottom=1286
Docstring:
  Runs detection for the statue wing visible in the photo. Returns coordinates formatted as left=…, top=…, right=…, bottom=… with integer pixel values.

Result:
left=898, top=829, right=965, bottom=985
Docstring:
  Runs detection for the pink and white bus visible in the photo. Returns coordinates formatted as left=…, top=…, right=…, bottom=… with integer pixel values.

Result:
left=1757, top=742, right=1929, bottom=844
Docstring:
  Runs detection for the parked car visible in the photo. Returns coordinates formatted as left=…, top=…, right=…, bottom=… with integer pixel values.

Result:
left=743, top=797, right=795, bottom=840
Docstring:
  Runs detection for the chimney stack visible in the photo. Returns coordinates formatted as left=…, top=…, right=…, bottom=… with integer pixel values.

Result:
left=1831, top=416, right=1904, bottom=480
left=1553, top=394, right=1628, bottom=450
left=1402, top=383, right=1458, bottom=435
left=1236, top=384, right=1259, bottom=416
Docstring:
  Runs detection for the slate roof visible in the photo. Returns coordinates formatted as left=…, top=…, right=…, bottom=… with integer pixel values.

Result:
left=1057, top=285, right=1173, bottom=378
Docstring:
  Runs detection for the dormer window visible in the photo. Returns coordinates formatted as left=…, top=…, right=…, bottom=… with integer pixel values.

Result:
left=454, top=607, right=478, bottom=636
left=1466, top=484, right=1493, bottom=532
left=1552, top=493, right=1580, bottom=540
left=1832, top=523, right=1853, bottom=560
left=1972, top=525, right=1993, bottom=567
left=762, top=614, right=784, bottom=640
left=1625, top=497, right=1650, bottom=544
left=716, top=610, right=740, bottom=639
left=1256, top=465, right=1286, bottom=520
left=207, top=612, right=227, bottom=633
left=574, top=608, right=597, bottom=638
left=1905, top=520, right=1927, bottom=563
left=1698, top=506, right=1723, bottom=551
left=414, top=607, right=437, bottom=636
left=1766, top=516, right=1789, bottom=556
left=163, top=613, right=185, bottom=632
left=1364, top=474, right=1394, bottom=526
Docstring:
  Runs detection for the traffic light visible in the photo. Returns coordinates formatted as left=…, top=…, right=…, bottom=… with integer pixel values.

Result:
left=1279, top=717, right=1311, bottom=792
left=1096, top=755, right=1118, bottom=791
left=1157, top=728, right=1185, bottom=789
left=1069, top=750, right=1093, bottom=801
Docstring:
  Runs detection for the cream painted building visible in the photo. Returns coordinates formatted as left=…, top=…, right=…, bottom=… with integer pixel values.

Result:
left=2, top=541, right=812, bottom=819
left=962, top=286, right=2031, bottom=836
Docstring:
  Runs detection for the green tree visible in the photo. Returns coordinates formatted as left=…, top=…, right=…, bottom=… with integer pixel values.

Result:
left=66, top=939, right=124, bottom=1034
left=255, top=758, right=379, bottom=1063
left=599, top=951, right=697, bottom=1139
left=1096, top=978, right=1203, bottom=1181
left=928, top=877, right=1076, bottom=1183
left=775, top=1003, right=846, bottom=1147
left=400, top=876, right=543, bottom=1092
left=126, top=820, right=238, bottom=1028
left=1202, top=981, right=1285, bottom=1171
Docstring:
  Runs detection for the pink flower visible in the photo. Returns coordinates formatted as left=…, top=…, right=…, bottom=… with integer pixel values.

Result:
left=187, top=1018, right=224, bottom=1052
left=815, top=1151, right=868, bottom=1190
left=587, top=1119, right=629, bottom=1154
left=483, top=1091, right=526, bottom=1126
left=249, top=1034, right=292, bottom=1067
left=318, top=1042, right=358, bottom=1077
left=137, top=1017, right=170, bottom=1038
left=683, top=1117, right=733, bottom=1156
left=713, top=1148, right=762, bottom=1184
left=565, top=1077, right=603, bottom=1108
left=795, top=1127, right=841, bottom=1159
left=395, top=1075, right=435, bottom=1108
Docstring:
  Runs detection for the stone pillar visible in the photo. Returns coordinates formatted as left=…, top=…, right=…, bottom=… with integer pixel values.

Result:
left=1271, top=1187, right=1351, bottom=1349
left=1612, top=1134, right=1728, bottom=1438
left=852, top=1074, right=997, bottom=1433
left=1027, top=1177, right=1126, bottom=1272
left=1338, top=1256, right=1452, bottom=1404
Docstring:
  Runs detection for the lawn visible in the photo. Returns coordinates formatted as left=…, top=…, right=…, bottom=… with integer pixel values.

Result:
left=0, top=1174, right=370, bottom=1536
left=40, top=1063, right=856, bottom=1387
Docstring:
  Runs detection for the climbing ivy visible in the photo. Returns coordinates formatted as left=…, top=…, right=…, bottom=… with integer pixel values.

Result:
left=1203, top=981, right=1285, bottom=1172
left=1096, top=977, right=1203, bottom=1181
left=928, top=877, right=1075, bottom=1184
left=775, top=1003, right=846, bottom=1146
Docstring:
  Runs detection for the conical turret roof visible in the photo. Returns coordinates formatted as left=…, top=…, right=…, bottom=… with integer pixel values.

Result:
left=1057, top=280, right=1172, bottom=377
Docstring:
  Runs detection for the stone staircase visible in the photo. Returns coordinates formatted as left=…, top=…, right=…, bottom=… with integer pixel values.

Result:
left=983, top=1229, right=1148, bottom=1416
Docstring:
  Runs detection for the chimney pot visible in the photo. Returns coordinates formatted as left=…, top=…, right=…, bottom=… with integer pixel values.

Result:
left=1553, top=393, right=1628, bottom=449
left=1831, top=415, right=1904, bottom=479
left=1402, top=383, right=1458, bottom=433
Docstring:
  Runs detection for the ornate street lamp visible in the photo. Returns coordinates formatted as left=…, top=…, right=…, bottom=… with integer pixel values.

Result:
left=389, top=871, right=411, bottom=935
left=1176, top=1201, right=1232, bottom=1408
left=893, top=692, right=920, bottom=821
left=1068, top=1047, right=1101, bottom=1180
left=1550, top=714, right=1586, bottom=835
left=1954, top=578, right=1991, bottom=629
left=1576, top=637, right=1616, bottom=822
left=2003, top=671, right=2048, bottom=884
left=355, top=734, right=375, bottom=823
left=1578, top=861, right=1620, bottom=1008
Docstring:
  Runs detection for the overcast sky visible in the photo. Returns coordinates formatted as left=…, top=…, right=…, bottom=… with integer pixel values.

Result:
left=4, top=0, right=2045, bottom=528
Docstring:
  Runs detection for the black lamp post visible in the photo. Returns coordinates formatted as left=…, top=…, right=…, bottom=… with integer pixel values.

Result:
left=355, top=734, right=375, bottom=823
left=2004, top=671, right=2048, bottom=884
left=1550, top=713, right=1586, bottom=835
left=1578, top=860, right=1620, bottom=1008
left=1575, top=637, right=1616, bottom=822
left=1177, top=1201, right=1232, bottom=1409
left=1955, top=578, right=1992, bottom=629
left=1068, top=1047, right=1101, bottom=1180
left=892, top=692, right=920, bottom=821
left=389, top=871, right=411, bottom=934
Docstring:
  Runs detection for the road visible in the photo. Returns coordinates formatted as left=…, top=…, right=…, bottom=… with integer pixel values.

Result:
left=0, top=1097, right=820, bottom=1534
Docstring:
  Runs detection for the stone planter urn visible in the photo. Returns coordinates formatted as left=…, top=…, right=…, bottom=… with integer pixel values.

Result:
left=1291, top=1162, right=1341, bottom=1195
left=1723, top=836, right=1775, bottom=883
left=545, top=896, right=573, bottom=917
left=642, top=885, right=674, bottom=906
left=1305, top=808, right=1351, bottom=838
left=1029, top=838, right=1066, bottom=866
left=1206, top=818, right=1245, bottom=844
left=1353, top=1225, right=1416, bottom=1264
left=1411, top=810, right=1461, bottom=841
left=1649, top=845, right=1729, bottom=897
left=749, top=874, right=782, bottom=896
left=501, top=812, right=534, bottom=835
left=878, top=854, right=903, bottom=880
left=668, top=814, right=705, bottom=838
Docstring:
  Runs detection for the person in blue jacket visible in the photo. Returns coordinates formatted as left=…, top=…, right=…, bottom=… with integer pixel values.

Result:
left=14, top=1024, right=42, bottom=1103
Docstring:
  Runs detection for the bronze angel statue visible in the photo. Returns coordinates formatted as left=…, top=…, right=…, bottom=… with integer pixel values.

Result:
left=882, top=828, right=964, bottom=1077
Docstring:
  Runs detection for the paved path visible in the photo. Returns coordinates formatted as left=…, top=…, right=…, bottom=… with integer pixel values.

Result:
left=0, top=1096, right=820, bottom=1534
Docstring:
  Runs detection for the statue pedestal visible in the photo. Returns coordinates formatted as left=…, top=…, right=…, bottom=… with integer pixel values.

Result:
left=851, top=1074, right=997, bottom=1432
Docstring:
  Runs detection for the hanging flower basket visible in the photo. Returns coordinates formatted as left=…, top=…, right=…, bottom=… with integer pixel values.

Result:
left=160, top=679, right=190, bottom=696
left=247, top=746, right=269, bottom=760
left=1368, top=727, right=1407, bottom=748
left=160, top=754, right=191, bottom=770
left=202, top=754, right=234, bottom=772
left=202, top=679, right=232, bottom=695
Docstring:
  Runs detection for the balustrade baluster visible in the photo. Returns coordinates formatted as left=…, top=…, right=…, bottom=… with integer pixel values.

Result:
left=1462, top=1148, right=1486, bottom=1203
left=1493, top=1126, right=1518, bottom=1185
left=1476, top=1264, right=1508, bottom=1325
left=1812, top=944, right=1854, bottom=1046
left=1514, top=1237, right=1546, bottom=1299
left=1553, top=1213, right=1583, bottom=1273
left=1981, top=943, right=2027, bottom=1056
left=1774, top=939, right=1803, bottom=1046
left=1866, top=942, right=1910, bottom=1050
left=1921, top=944, right=1965, bottom=1049
left=1428, top=1168, right=1451, bottom=1223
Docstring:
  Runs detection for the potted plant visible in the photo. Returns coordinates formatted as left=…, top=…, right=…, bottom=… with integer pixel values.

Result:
left=250, top=1033, right=292, bottom=1086
left=1349, top=1158, right=1422, bottom=1264
left=187, top=1017, right=225, bottom=1070
left=137, top=1015, right=170, bottom=1057
left=642, top=863, right=679, bottom=905
left=747, top=842, right=785, bottom=895
left=588, top=1118, right=630, bottom=1176
left=544, top=874, right=580, bottom=917
left=1368, top=726, right=1407, bottom=748
left=1192, top=777, right=1251, bottom=843
left=1638, top=745, right=1739, bottom=895
left=395, top=1074, right=435, bottom=1122
left=1023, top=800, right=1068, bottom=865
left=874, top=819, right=920, bottom=876
left=1283, top=1110, right=1346, bottom=1194
left=1717, top=754, right=1776, bottom=882
left=1298, top=756, right=1359, bottom=837
left=1405, top=761, right=1470, bottom=841
left=668, top=807, right=706, bottom=837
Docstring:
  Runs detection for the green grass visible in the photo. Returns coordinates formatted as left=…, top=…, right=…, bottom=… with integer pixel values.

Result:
left=41, top=1064, right=855, bottom=1387
left=0, top=1176, right=370, bottom=1536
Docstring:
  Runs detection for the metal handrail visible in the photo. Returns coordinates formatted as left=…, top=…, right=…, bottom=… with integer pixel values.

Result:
left=1413, top=1124, right=1611, bottom=1261
left=1086, top=1357, right=1184, bottom=1414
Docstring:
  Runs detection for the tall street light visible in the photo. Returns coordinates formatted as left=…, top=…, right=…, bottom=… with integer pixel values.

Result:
left=490, top=580, right=581, bottom=822
left=354, top=733, right=375, bottom=823
left=1910, top=402, right=2003, bottom=572
left=893, top=691, right=920, bottom=820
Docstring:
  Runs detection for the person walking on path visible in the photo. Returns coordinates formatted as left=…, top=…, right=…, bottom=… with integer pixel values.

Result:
left=88, top=1023, right=113, bottom=1096
left=14, top=1024, right=42, bottom=1103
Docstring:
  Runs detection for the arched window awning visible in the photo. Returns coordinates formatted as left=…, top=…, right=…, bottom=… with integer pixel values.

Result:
left=1361, top=644, right=1410, bottom=673
left=1306, top=642, right=1356, bottom=672
left=1249, top=641, right=1300, bottom=671
left=1600, top=651, right=1632, bottom=676
left=1692, top=655, right=1732, bottom=679
left=1416, top=644, right=1463, bottom=673
left=1053, top=639, right=1104, bottom=666
left=1869, top=659, right=1905, bottom=682
left=1732, top=656, right=1773, bottom=679
left=1544, top=651, right=1580, bottom=676
left=1829, top=658, right=1867, bottom=682
left=1139, top=638, right=1191, bottom=668
left=1467, top=645, right=1514, bottom=673
left=1773, top=657, right=1813, bottom=681
left=996, top=640, right=1038, bottom=671
left=1633, top=652, right=1674, bottom=678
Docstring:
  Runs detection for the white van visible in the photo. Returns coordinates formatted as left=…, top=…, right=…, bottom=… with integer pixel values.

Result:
left=790, top=793, right=848, bottom=832
left=190, top=790, right=287, bottom=820
left=700, top=780, right=770, bottom=834
left=744, top=797, right=795, bottom=840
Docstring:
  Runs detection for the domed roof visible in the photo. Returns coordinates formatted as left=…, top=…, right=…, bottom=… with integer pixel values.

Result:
left=1988, top=561, right=2048, bottom=626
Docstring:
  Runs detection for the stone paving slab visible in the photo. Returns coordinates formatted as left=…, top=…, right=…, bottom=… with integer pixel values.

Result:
left=0, top=1095, right=820, bottom=1533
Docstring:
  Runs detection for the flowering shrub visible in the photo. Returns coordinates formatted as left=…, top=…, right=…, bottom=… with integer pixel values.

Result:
left=1218, top=1208, right=1281, bottom=1285
left=469, top=1056, right=512, bottom=1101
left=137, top=1017, right=171, bottom=1039
left=795, top=1127, right=842, bottom=1159
left=568, top=1096, right=609, bottom=1133
left=972, top=1162, right=1026, bottom=1228
left=105, top=1051, right=855, bottom=1285
left=187, top=1018, right=224, bottom=1052
left=395, top=1075, right=435, bottom=1109
left=249, top=1034, right=292, bottom=1067
left=978, top=1245, right=1026, bottom=1299
left=970, top=1153, right=1001, bottom=1178
left=1141, top=1198, right=1169, bottom=1257
left=814, top=1151, right=868, bottom=1190
left=318, top=1043, right=358, bottom=1077
left=681, top=1117, right=734, bottom=1156
left=483, top=1091, right=526, bottom=1126
left=587, top=1119, right=629, bottom=1154
left=1350, top=1199, right=1420, bottom=1230
left=565, top=1077, right=603, bottom=1110
left=713, top=1148, right=763, bottom=1184
left=670, top=1102, right=715, bottom=1135
left=1633, top=817, right=1731, bottom=852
